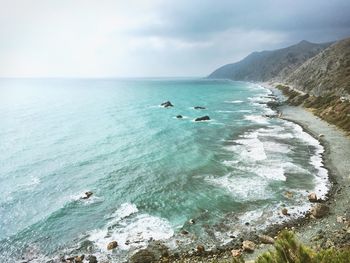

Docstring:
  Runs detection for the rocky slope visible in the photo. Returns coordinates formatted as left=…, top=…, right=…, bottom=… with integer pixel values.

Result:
left=208, top=40, right=331, bottom=81
left=285, top=38, right=350, bottom=96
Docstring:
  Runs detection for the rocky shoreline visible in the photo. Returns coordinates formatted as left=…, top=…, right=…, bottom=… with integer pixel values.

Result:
left=57, top=86, right=350, bottom=263
left=165, top=86, right=350, bottom=262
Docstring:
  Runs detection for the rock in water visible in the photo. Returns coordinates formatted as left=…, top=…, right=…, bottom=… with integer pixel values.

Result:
left=242, top=240, right=256, bottom=252
left=82, top=191, right=93, bottom=199
left=87, top=255, right=98, bottom=263
left=259, top=235, right=275, bottom=244
left=281, top=208, right=289, bottom=216
left=311, top=204, right=329, bottom=218
left=107, top=241, right=118, bottom=250
left=308, top=192, right=318, bottom=202
left=75, top=255, right=85, bottom=262
left=160, top=101, right=173, bottom=108
left=284, top=191, right=293, bottom=199
left=194, top=106, right=206, bottom=109
left=189, top=218, right=195, bottom=224
left=176, top=115, right=183, bottom=119
left=194, top=116, right=210, bottom=121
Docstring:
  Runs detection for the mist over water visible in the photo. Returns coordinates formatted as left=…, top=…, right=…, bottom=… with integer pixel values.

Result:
left=0, top=78, right=328, bottom=262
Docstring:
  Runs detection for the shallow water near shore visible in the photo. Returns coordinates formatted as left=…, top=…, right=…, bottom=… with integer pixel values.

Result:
left=0, top=78, right=329, bottom=262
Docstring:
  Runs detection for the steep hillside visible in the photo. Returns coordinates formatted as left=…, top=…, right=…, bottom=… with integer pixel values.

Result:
left=208, top=40, right=331, bottom=81
left=285, top=38, right=350, bottom=96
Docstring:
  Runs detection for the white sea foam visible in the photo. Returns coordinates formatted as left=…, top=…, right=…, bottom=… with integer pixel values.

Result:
left=263, top=141, right=291, bottom=154
left=285, top=121, right=330, bottom=198
left=224, top=100, right=244, bottom=104
left=205, top=174, right=273, bottom=201
left=237, top=109, right=252, bottom=113
left=244, top=115, right=269, bottom=124
left=249, top=164, right=286, bottom=181
left=216, top=110, right=236, bottom=113
left=231, top=132, right=267, bottom=162
left=89, top=203, right=174, bottom=251
left=107, top=202, right=138, bottom=226
left=248, top=96, right=271, bottom=104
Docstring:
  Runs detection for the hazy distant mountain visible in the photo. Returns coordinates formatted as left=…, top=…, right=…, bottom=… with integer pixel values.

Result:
left=285, top=38, right=350, bottom=96
left=208, top=40, right=332, bottom=82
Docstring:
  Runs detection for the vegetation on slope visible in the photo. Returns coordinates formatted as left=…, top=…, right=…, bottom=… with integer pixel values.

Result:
left=233, top=231, right=350, bottom=263
left=286, top=38, right=350, bottom=96
left=276, top=85, right=350, bottom=133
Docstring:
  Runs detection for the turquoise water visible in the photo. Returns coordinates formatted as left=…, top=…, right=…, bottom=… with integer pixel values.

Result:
left=0, top=78, right=328, bottom=262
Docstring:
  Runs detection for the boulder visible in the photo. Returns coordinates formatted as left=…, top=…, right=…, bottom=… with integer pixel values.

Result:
left=82, top=191, right=93, bottom=199
left=194, top=116, right=210, bottom=122
left=196, top=244, right=205, bottom=254
left=129, top=249, right=156, bottom=263
left=189, top=219, right=195, bottom=224
left=308, top=192, right=318, bottom=202
left=176, top=115, right=183, bottom=119
left=231, top=249, right=242, bottom=258
left=284, top=191, right=293, bottom=199
left=74, top=255, right=84, bottom=262
left=87, top=255, right=98, bottom=263
left=281, top=208, right=289, bottom=216
left=160, top=101, right=173, bottom=108
left=194, top=106, right=206, bottom=110
left=242, top=240, right=255, bottom=252
left=259, top=235, right=275, bottom=244
left=107, top=241, right=118, bottom=250
left=181, top=230, right=189, bottom=235
left=311, top=204, right=329, bottom=218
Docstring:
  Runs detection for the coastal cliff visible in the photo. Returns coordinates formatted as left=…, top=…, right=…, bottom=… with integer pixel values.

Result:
left=285, top=38, right=350, bottom=96
left=208, top=37, right=350, bottom=133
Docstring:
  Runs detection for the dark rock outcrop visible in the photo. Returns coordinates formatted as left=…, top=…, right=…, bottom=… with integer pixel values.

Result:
left=129, top=242, right=169, bottom=263
left=82, top=191, right=93, bottom=199
left=160, top=101, right=173, bottom=108
left=129, top=249, right=156, bottom=263
left=87, top=255, right=97, bottom=263
left=195, top=116, right=210, bottom=122
left=311, top=204, right=330, bottom=218
left=194, top=106, right=206, bottom=110
left=176, top=115, right=183, bottom=119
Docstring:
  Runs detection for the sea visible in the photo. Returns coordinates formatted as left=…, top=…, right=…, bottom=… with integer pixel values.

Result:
left=0, top=78, right=329, bottom=262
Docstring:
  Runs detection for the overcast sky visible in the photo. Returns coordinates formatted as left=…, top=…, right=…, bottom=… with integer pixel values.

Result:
left=1, top=0, right=350, bottom=77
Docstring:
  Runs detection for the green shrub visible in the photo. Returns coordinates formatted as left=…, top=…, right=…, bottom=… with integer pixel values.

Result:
left=253, top=231, right=350, bottom=263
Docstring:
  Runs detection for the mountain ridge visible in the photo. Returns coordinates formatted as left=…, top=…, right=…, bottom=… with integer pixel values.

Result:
left=208, top=40, right=332, bottom=82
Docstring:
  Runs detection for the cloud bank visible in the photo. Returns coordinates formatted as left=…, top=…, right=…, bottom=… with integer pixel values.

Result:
left=0, top=0, right=349, bottom=77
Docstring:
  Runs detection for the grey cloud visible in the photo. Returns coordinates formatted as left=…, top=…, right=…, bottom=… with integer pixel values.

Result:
left=133, top=0, right=350, bottom=43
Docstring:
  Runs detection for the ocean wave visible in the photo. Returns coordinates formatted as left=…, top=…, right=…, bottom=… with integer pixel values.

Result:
left=205, top=174, right=273, bottom=201
left=244, top=115, right=269, bottom=124
left=215, top=110, right=236, bottom=113
left=88, top=203, right=174, bottom=252
left=224, top=100, right=244, bottom=104
left=286, top=121, right=330, bottom=198
left=227, top=132, right=267, bottom=162
left=107, top=202, right=138, bottom=226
